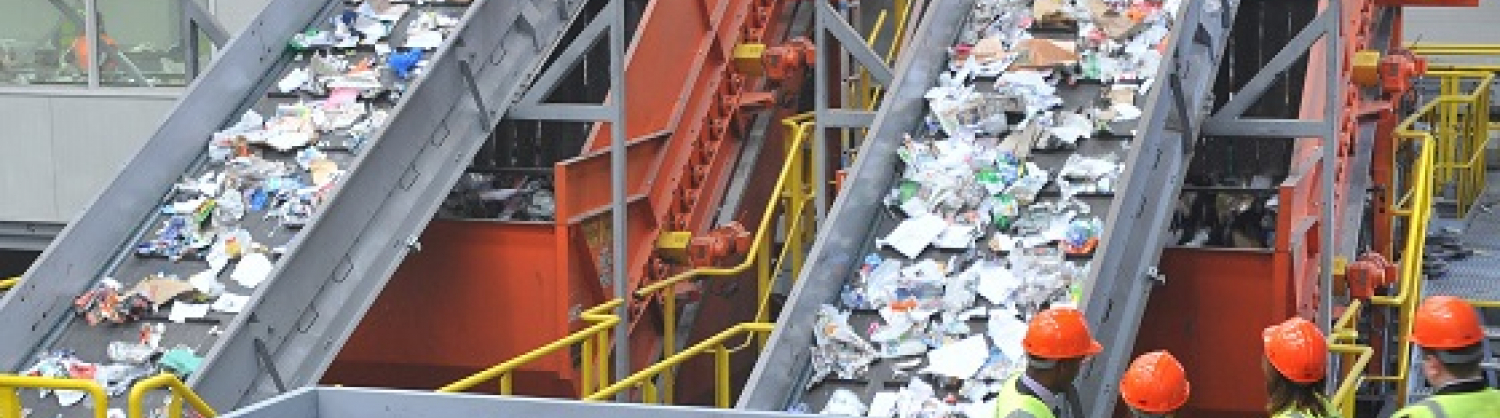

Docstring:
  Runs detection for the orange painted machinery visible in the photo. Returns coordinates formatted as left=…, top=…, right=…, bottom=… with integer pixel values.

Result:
left=323, top=0, right=817, bottom=403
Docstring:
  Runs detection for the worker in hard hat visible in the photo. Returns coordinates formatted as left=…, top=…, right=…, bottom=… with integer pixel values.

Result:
left=1120, top=350, right=1190, bottom=417
left=1262, top=317, right=1335, bottom=418
left=1391, top=296, right=1500, bottom=418
left=993, top=307, right=1102, bottom=418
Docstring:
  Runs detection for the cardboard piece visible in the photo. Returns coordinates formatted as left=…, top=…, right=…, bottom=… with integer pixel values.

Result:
left=1033, top=0, right=1071, bottom=24
left=130, top=277, right=196, bottom=305
left=972, top=37, right=1007, bottom=64
left=1014, top=39, right=1079, bottom=69
left=1087, top=0, right=1145, bottom=40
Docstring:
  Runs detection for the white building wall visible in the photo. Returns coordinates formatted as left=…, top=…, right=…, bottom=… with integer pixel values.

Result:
left=0, top=0, right=272, bottom=226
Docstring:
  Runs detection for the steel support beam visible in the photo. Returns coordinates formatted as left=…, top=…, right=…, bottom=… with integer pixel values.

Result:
left=180, top=0, right=230, bottom=46
left=810, top=1, right=895, bottom=225
left=1200, top=120, right=1329, bottom=137
left=1075, top=0, right=1239, bottom=416
left=820, top=110, right=876, bottom=128
left=1209, top=8, right=1334, bottom=120
left=180, top=0, right=230, bottom=79
left=0, top=222, right=63, bottom=252
left=605, top=0, right=630, bottom=401
left=508, top=104, right=615, bottom=122
left=814, top=1, right=893, bottom=85
left=517, top=10, right=610, bottom=106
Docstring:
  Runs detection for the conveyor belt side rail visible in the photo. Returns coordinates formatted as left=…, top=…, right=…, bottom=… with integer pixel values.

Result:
left=736, top=0, right=973, bottom=409
left=192, top=0, right=590, bottom=409
left=1073, top=0, right=1241, bottom=416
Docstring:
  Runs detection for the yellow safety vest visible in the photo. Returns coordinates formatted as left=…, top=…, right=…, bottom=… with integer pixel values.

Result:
left=1391, top=389, right=1500, bottom=418
left=1270, top=397, right=1339, bottom=418
left=993, top=376, right=1056, bottom=418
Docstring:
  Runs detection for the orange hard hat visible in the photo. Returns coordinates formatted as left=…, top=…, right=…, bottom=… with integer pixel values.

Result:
left=1262, top=317, right=1327, bottom=383
left=1120, top=350, right=1190, bottom=414
left=1411, top=296, right=1484, bottom=350
left=1022, top=307, right=1103, bottom=359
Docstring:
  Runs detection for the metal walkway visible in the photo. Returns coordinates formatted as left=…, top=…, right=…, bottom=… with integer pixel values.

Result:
left=739, top=0, right=1236, bottom=415
left=1425, top=172, right=1500, bottom=303
left=0, top=0, right=586, bottom=415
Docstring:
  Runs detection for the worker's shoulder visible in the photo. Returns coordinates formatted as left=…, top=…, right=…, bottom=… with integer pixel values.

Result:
left=1389, top=402, right=1434, bottom=418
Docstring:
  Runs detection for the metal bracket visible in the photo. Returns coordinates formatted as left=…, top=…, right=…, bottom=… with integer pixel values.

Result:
left=180, top=0, right=231, bottom=79
left=1202, top=6, right=1337, bottom=136
left=814, top=1, right=894, bottom=86
left=508, top=0, right=622, bottom=125
left=458, top=59, right=489, bottom=125
left=253, top=338, right=289, bottom=394
left=821, top=110, right=876, bottom=128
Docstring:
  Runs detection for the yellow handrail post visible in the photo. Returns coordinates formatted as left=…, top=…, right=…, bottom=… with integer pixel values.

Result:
left=641, top=381, right=658, bottom=404
left=128, top=374, right=217, bottom=418
left=0, top=386, right=21, bottom=418
left=715, top=345, right=732, bottom=408
left=581, top=337, right=594, bottom=396
left=662, top=289, right=677, bottom=404
left=500, top=373, right=513, bottom=396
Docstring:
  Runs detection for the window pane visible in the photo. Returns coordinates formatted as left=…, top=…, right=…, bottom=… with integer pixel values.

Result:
left=96, top=0, right=189, bottom=87
left=0, top=0, right=89, bottom=86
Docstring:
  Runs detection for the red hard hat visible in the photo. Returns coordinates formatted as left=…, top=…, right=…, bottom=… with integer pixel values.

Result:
left=1120, top=350, right=1190, bottom=414
left=1022, top=307, right=1103, bottom=359
left=1411, top=296, right=1484, bottom=349
left=1262, top=317, right=1327, bottom=383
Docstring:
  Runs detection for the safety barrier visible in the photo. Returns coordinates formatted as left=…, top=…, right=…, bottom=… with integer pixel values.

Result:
left=0, top=375, right=110, bottom=418
left=1328, top=300, right=1374, bottom=418
left=0, top=373, right=216, bottom=418
left=1420, top=71, right=1492, bottom=217
left=438, top=300, right=622, bottom=397
left=1356, top=85, right=1440, bottom=407
left=629, top=114, right=818, bottom=403
left=128, top=374, right=218, bottom=418
left=581, top=323, right=775, bottom=408
left=0, top=277, right=15, bottom=291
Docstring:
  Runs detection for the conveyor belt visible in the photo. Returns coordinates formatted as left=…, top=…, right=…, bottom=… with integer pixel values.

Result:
left=739, top=0, right=1238, bottom=416
left=0, top=0, right=587, bottom=415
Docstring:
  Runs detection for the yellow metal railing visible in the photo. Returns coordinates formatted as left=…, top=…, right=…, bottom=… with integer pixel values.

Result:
left=0, top=375, right=110, bottom=418
left=449, top=112, right=820, bottom=404
left=1407, top=43, right=1500, bottom=57
left=1328, top=300, right=1374, bottom=418
left=128, top=374, right=218, bottom=418
left=0, top=277, right=16, bottom=291
left=1359, top=84, right=1442, bottom=407
left=438, top=299, right=622, bottom=397
left=1, top=373, right=216, bottom=418
left=582, top=323, right=775, bottom=408
left=1424, top=71, right=1492, bottom=218
left=630, top=114, right=819, bottom=403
